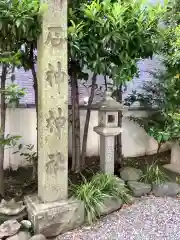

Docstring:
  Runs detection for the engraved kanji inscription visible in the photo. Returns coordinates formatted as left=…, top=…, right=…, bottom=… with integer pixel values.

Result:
left=43, top=207, right=68, bottom=222
left=45, top=27, right=66, bottom=46
left=46, top=152, right=65, bottom=174
left=55, top=0, right=63, bottom=7
left=46, top=107, right=66, bottom=136
left=46, top=62, right=66, bottom=94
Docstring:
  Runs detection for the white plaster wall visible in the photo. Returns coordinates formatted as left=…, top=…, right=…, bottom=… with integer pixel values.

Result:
left=3, top=108, right=37, bottom=169
left=2, top=108, right=169, bottom=170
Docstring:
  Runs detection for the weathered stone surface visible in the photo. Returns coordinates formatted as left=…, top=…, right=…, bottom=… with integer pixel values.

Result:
left=6, top=231, right=30, bottom=240
left=93, top=91, right=124, bottom=174
left=99, top=197, right=122, bottom=216
left=0, top=199, right=25, bottom=216
left=152, top=182, right=180, bottom=197
left=37, top=0, right=68, bottom=202
left=163, top=142, right=180, bottom=177
left=170, top=141, right=180, bottom=166
left=128, top=181, right=151, bottom=197
left=0, top=210, right=27, bottom=225
left=120, top=167, right=143, bottom=181
left=25, top=195, right=84, bottom=238
left=0, top=220, right=21, bottom=238
left=20, top=220, right=32, bottom=230
left=116, top=178, right=125, bottom=187
left=99, top=136, right=115, bottom=174
left=30, top=234, right=46, bottom=240
left=163, top=164, right=180, bottom=174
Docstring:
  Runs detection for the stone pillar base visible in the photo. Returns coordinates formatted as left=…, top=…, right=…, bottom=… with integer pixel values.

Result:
left=24, top=195, right=84, bottom=238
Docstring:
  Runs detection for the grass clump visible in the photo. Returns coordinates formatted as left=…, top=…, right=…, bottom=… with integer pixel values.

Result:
left=92, top=173, right=131, bottom=203
left=140, top=163, right=169, bottom=184
left=71, top=173, right=132, bottom=224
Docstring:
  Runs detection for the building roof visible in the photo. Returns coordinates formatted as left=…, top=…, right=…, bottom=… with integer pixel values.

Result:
left=5, top=56, right=162, bottom=107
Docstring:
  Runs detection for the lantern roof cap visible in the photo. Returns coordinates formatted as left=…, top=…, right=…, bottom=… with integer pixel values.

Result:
left=98, top=91, right=128, bottom=112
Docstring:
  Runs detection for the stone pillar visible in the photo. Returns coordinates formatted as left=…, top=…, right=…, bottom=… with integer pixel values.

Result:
left=100, top=136, right=115, bottom=173
left=37, top=0, right=68, bottom=202
left=24, top=2, right=84, bottom=237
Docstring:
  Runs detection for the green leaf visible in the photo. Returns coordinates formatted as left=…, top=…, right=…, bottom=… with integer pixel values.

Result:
left=15, top=19, right=21, bottom=28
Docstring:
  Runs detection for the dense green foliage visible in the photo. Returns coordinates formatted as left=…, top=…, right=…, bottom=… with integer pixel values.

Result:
left=0, top=0, right=43, bottom=194
left=0, top=0, right=42, bottom=52
left=148, top=1, right=180, bottom=145
left=0, top=0, right=45, bottom=73
left=165, top=0, right=180, bottom=24
left=0, top=0, right=44, bottom=144
left=69, top=0, right=166, bottom=83
left=126, top=0, right=180, bottom=147
left=69, top=0, right=167, bottom=169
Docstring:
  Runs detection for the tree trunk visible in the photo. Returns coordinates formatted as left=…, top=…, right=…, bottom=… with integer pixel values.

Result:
left=71, top=72, right=76, bottom=171
left=74, top=73, right=81, bottom=172
left=30, top=44, right=38, bottom=177
left=157, top=142, right=162, bottom=155
left=115, top=84, right=123, bottom=166
left=0, top=64, right=7, bottom=197
left=81, top=73, right=97, bottom=168
left=104, top=75, right=107, bottom=91
left=30, top=45, right=38, bottom=112
left=71, top=67, right=81, bottom=172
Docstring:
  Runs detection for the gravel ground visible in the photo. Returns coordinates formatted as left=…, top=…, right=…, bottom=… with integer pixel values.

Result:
left=56, top=197, right=180, bottom=240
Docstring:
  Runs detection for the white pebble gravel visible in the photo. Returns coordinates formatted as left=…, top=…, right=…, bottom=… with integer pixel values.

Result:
left=56, top=197, right=180, bottom=240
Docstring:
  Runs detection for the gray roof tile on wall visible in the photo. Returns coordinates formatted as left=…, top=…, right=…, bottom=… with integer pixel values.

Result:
left=0, top=56, right=163, bottom=106
left=14, top=68, right=35, bottom=105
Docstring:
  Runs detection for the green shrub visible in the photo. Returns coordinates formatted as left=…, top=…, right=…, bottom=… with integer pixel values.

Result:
left=140, top=164, right=169, bottom=185
left=71, top=173, right=131, bottom=224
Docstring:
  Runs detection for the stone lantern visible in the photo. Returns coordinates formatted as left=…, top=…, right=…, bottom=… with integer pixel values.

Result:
left=94, top=91, right=127, bottom=174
